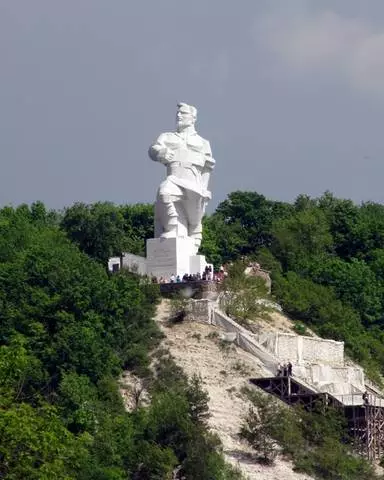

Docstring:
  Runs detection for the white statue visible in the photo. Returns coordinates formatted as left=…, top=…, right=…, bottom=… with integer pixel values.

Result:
left=149, top=103, right=215, bottom=253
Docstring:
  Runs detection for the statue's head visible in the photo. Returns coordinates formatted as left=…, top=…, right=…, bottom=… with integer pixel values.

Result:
left=176, top=103, right=197, bottom=131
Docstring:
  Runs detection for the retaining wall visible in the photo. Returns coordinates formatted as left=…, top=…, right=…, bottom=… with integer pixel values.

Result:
left=121, top=253, right=148, bottom=276
left=185, top=299, right=213, bottom=323
left=294, top=364, right=365, bottom=393
left=186, top=300, right=279, bottom=373
left=259, top=332, right=344, bottom=366
left=211, top=309, right=279, bottom=373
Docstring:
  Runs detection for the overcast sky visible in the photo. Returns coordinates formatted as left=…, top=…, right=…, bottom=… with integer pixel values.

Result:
left=1, top=0, right=384, bottom=211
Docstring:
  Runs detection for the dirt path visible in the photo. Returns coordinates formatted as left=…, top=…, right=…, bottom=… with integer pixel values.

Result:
left=155, top=300, right=313, bottom=480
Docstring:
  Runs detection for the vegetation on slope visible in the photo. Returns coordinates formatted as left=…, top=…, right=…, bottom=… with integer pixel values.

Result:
left=201, top=191, right=384, bottom=383
left=0, top=203, right=241, bottom=479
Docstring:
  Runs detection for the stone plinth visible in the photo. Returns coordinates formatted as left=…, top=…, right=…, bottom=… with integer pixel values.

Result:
left=147, top=237, right=208, bottom=279
left=108, top=237, right=211, bottom=280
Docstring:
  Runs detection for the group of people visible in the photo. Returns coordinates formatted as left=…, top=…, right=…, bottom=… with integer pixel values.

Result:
left=154, top=265, right=228, bottom=285
left=276, top=362, right=293, bottom=377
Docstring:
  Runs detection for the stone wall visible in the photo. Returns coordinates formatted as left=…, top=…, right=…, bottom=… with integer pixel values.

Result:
left=159, top=281, right=219, bottom=300
left=108, top=256, right=121, bottom=272
left=121, top=253, right=148, bottom=276
left=276, top=335, right=298, bottom=362
left=294, top=364, right=365, bottom=392
left=185, top=302, right=366, bottom=399
left=301, top=336, right=344, bottom=365
left=259, top=332, right=344, bottom=366
left=212, top=309, right=279, bottom=372
left=185, top=300, right=279, bottom=373
left=185, top=299, right=213, bottom=323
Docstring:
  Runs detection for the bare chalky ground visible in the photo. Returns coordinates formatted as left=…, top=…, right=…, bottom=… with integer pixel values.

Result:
left=154, top=300, right=314, bottom=480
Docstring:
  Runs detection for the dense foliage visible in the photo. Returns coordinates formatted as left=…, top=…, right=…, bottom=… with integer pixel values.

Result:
left=61, top=202, right=154, bottom=263
left=0, top=203, right=241, bottom=479
left=57, top=192, right=384, bottom=382
left=201, top=191, right=384, bottom=382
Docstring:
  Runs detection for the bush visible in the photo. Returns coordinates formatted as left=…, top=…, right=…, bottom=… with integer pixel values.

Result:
left=293, top=322, right=308, bottom=336
left=240, top=405, right=278, bottom=464
left=239, top=391, right=281, bottom=464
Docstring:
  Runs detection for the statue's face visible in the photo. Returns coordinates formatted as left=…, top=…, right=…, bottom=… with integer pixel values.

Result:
left=176, top=108, right=195, bottom=131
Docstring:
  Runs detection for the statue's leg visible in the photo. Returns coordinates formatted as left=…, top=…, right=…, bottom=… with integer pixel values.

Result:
left=186, top=191, right=206, bottom=251
left=156, top=180, right=183, bottom=238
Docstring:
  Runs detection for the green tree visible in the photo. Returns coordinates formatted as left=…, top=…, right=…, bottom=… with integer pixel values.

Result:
left=0, top=402, right=89, bottom=480
left=61, top=202, right=129, bottom=263
left=221, top=260, right=270, bottom=322
left=241, top=390, right=377, bottom=479
left=306, top=256, right=383, bottom=325
left=0, top=202, right=238, bottom=479
left=61, top=202, right=154, bottom=263
left=239, top=392, right=281, bottom=464
left=201, top=191, right=292, bottom=264
left=272, top=207, right=333, bottom=271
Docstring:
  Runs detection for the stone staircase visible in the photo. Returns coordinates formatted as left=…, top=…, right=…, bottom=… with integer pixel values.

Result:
left=185, top=297, right=384, bottom=459
left=186, top=298, right=380, bottom=405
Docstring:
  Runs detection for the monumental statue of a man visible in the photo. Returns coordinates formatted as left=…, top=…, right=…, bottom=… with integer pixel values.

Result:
left=149, top=103, right=215, bottom=253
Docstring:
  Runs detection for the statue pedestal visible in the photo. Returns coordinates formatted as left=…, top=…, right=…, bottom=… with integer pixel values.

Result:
left=112, top=237, right=211, bottom=281
left=146, top=237, right=208, bottom=280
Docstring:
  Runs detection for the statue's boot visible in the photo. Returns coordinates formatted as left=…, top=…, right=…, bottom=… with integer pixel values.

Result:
left=160, top=198, right=179, bottom=238
left=189, top=223, right=203, bottom=252
left=161, top=216, right=178, bottom=238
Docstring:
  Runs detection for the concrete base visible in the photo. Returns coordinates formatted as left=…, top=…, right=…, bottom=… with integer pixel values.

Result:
left=147, top=237, right=208, bottom=279
left=109, top=237, right=211, bottom=281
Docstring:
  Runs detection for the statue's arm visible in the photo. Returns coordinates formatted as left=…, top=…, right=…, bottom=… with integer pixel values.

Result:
left=149, top=133, right=173, bottom=165
left=201, top=140, right=215, bottom=192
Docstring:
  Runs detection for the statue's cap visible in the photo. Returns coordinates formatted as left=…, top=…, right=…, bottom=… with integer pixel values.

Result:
left=177, top=102, right=197, bottom=118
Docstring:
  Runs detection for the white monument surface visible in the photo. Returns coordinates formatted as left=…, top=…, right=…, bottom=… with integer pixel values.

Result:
left=110, top=103, right=215, bottom=280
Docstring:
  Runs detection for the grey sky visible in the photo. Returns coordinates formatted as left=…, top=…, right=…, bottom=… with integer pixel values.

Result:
left=1, top=0, right=384, bottom=211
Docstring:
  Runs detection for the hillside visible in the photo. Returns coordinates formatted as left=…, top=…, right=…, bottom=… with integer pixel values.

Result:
left=152, top=299, right=314, bottom=480
left=0, top=204, right=244, bottom=479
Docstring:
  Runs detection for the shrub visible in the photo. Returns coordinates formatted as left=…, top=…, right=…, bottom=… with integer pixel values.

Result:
left=240, top=405, right=278, bottom=465
left=293, top=322, right=308, bottom=336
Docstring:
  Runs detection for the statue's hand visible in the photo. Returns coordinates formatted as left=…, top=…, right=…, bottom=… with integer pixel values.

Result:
left=202, top=190, right=212, bottom=200
left=163, top=149, right=175, bottom=163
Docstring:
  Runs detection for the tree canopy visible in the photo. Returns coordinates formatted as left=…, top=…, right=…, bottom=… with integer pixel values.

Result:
left=0, top=203, right=240, bottom=479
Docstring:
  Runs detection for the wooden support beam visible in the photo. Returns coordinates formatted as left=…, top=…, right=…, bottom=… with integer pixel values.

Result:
left=250, top=376, right=384, bottom=460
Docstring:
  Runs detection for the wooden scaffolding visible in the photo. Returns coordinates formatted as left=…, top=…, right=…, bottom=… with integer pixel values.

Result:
left=251, top=375, right=384, bottom=460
